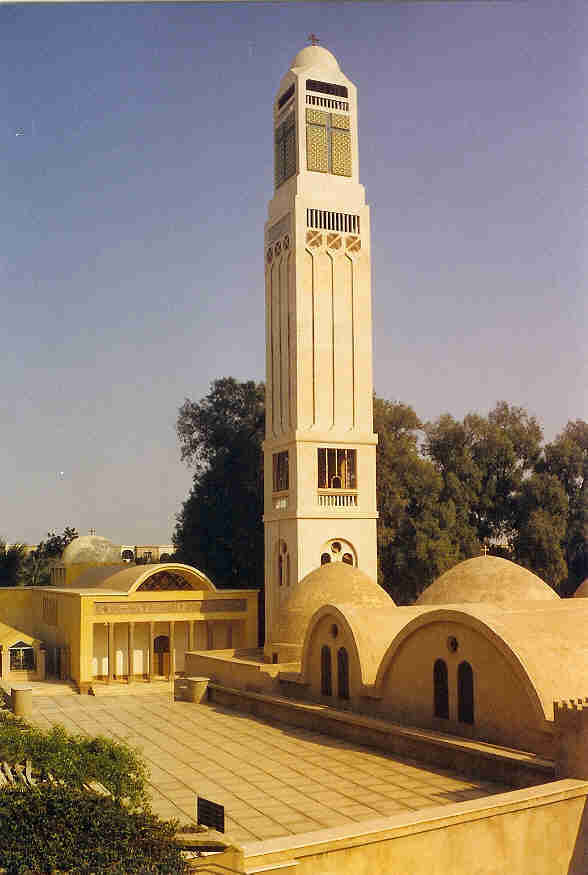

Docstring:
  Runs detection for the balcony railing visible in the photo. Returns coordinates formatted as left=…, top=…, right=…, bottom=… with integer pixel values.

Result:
left=317, top=490, right=358, bottom=508
left=272, top=492, right=288, bottom=510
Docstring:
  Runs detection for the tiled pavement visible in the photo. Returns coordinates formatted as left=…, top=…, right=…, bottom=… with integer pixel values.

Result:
left=27, top=684, right=509, bottom=845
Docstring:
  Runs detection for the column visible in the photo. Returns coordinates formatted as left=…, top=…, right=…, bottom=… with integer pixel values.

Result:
left=188, top=620, right=195, bottom=652
left=127, top=622, right=135, bottom=684
left=107, top=623, right=115, bottom=683
left=37, top=646, right=46, bottom=681
left=64, top=646, right=70, bottom=681
left=148, top=622, right=155, bottom=682
left=0, top=646, right=4, bottom=679
left=169, top=621, right=176, bottom=680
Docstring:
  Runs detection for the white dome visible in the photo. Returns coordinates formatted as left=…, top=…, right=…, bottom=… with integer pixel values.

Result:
left=279, top=563, right=394, bottom=646
left=416, top=556, right=558, bottom=605
left=290, top=45, right=340, bottom=72
left=61, top=535, right=122, bottom=567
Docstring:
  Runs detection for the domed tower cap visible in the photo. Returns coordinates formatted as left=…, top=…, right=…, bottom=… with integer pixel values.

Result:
left=290, top=45, right=340, bottom=72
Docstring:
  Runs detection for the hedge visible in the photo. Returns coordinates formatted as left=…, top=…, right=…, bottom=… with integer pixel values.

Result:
left=0, top=712, right=148, bottom=809
left=0, top=785, right=188, bottom=874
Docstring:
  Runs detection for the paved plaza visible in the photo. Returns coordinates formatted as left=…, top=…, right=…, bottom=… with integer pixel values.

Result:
left=25, top=683, right=509, bottom=845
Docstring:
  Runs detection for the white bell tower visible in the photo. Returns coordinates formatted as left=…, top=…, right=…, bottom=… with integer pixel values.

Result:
left=263, top=43, right=378, bottom=657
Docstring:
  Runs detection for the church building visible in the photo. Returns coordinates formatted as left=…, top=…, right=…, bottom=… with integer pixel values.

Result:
left=1, top=40, right=588, bottom=874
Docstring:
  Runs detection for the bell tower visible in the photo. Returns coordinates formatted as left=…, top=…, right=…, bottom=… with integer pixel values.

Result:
left=263, top=43, right=378, bottom=657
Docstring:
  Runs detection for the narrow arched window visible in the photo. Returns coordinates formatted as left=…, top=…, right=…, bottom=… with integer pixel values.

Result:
left=321, top=553, right=331, bottom=565
left=321, top=645, right=332, bottom=696
left=458, top=661, right=474, bottom=724
left=337, top=647, right=349, bottom=700
left=433, top=659, right=449, bottom=719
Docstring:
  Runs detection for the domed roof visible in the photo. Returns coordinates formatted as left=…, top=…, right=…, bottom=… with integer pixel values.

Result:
left=279, top=563, right=394, bottom=646
left=61, top=535, right=122, bottom=567
left=572, top=579, right=588, bottom=598
left=416, top=556, right=558, bottom=606
left=290, top=45, right=340, bottom=72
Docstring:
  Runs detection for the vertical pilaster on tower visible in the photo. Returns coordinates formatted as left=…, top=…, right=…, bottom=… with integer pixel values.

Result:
left=263, top=45, right=378, bottom=655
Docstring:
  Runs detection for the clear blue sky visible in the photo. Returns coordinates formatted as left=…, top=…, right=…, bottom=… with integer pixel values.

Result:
left=2, top=1, right=586, bottom=545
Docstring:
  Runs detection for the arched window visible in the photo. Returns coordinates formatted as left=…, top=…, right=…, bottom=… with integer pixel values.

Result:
left=433, top=659, right=449, bottom=719
left=320, top=539, right=356, bottom=567
left=321, top=645, right=332, bottom=696
left=278, top=541, right=288, bottom=586
left=458, top=661, right=474, bottom=724
left=337, top=647, right=349, bottom=700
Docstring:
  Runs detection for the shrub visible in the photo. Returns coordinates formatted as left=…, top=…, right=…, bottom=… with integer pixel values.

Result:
left=0, top=713, right=149, bottom=809
left=0, top=785, right=188, bottom=874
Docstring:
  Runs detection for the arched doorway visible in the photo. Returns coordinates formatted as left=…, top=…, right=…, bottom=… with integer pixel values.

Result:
left=154, top=635, right=170, bottom=677
left=9, top=642, right=35, bottom=672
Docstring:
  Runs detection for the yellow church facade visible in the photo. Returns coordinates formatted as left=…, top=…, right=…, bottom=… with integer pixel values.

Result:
left=0, top=535, right=258, bottom=693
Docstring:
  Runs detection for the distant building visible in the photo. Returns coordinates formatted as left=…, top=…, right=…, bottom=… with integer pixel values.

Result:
left=8, top=541, right=175, bottom=563
left=120, top=544, right=175, bottom=563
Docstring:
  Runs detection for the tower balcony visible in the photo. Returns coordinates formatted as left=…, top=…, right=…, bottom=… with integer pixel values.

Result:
left=317, top=489, right=358, bottom=509
left=272, top=491, right=289, bottom=511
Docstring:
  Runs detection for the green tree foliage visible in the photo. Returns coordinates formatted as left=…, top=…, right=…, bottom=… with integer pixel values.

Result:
left=424, top=402, right=543, bottom=546
left=0, top=541, right=26, bottom=587
left=375, top=399, right=476, bottom=603
left=539, top=420, right=588, bottom=592
left=174, top=378, right=265, bottom=590
left=0, top=712, right=148, bottom=808
left=512, top=472, right=568, bottom=587
left=19, top=526, right=78, bottom=587
left=0, top=785, right=187, bottom=874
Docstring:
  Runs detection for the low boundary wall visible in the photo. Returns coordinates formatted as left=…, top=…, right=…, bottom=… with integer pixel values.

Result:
left=208, top=683, right=555, bottom=788
left=240, top=780, right=588, bottom=875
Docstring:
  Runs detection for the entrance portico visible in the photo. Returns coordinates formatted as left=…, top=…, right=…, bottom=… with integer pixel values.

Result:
left=91, top=615, right=243, bottom=684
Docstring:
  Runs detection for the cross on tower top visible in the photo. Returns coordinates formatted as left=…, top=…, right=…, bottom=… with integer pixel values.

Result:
left=307, top=33, right=320, bottom=46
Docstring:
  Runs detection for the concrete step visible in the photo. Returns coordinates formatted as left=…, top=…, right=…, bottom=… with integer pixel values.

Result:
left=244, top=861, right=299, bottom=873
left=89, top=680, right=173, bottom=697
left=0, top=680, right=79, bottom=698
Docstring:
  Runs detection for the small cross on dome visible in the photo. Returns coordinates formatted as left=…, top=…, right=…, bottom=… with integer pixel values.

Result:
left=482, top=545, right=489, bottom=557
